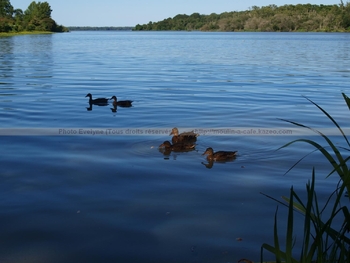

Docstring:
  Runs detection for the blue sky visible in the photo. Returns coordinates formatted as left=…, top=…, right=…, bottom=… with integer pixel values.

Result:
left=10, top=0, right=343, bottom=26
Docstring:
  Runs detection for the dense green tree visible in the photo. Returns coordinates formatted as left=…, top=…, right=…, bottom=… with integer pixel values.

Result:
left=0, top=0, right=14, bottom=32
left=24, top=1, right=52, bottom=30
left=341, top=1, right=350, bottom=28
left=12, top=8, right=24, bottom=31
left=0, top=0, right=67, bottom=33
left=0, top=0, right=13, bottom=18
left=0, top=17, right=12, bottom=32
left=133, top=2, right=350, bottom=32
left=24, top=1, right=51, bottom=20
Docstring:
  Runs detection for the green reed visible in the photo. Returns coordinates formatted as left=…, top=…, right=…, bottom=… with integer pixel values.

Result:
left=280, top=94, right=350, bottom=193
left=260, top=93, right=350, bottom=263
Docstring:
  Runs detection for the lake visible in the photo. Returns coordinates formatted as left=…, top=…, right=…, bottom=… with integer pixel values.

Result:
left=0, top=31, right=349, bottom=263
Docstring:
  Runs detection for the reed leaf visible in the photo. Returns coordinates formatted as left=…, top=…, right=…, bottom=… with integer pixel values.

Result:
left=261, top=206, right=299, bottom=263
left=342, top=93, right=350, bottom=111
left=302, top=169, right=315, bottom=261
left=285, top=187, right=294, bottom=263
left=273, top=207, right=282, bottom=263
left=303, top=95, right=350, bottom=148
left=325, top=156, right=350, bottom=179
left=279, top=139, right=335, bottom=166
left=262, top=94, right=350, bottom=263
left=264, top=168, right=350, bottom=262
left=279, top=95, right=350, bottom=191
left=279, top=138, right=346, bottom=181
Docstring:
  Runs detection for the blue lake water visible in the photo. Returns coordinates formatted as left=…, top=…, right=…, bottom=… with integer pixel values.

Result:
left=0, top=31, right=350, bottom=262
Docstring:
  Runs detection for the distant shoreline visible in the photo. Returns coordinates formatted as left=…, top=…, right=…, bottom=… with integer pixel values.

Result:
left=133, top=4, right=350, bottom=32
left=0, top=31, right=54, bottom=37
left=67, top=26, right=134, bottom=31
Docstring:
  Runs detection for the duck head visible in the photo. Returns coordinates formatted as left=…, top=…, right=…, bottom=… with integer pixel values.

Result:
left=170, top=127, right=179, bottom=136
left=202, top=147, right=214, bottom=156
left=159, top=141, right=172, bottom=148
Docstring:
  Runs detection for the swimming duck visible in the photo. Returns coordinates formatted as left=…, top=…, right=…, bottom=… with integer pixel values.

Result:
left=170, top=127, right=199, bottom=144
left=159, top=140, right=195, bottom=153
left=85, top=93, right=109, bottom=105
left=202, top=147, right=237, bottom=162
left=110, top=96, right=133, bottom=107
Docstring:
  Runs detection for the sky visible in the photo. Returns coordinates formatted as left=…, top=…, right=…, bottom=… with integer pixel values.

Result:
left=10, top=0, right=343, bottom=27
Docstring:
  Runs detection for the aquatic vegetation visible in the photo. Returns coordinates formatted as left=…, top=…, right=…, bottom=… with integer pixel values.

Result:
left=261, top=93, right=350, bottom=262
left=261, top=170, right=350, bottom=263
left=280, top=94, right=350, bottom=192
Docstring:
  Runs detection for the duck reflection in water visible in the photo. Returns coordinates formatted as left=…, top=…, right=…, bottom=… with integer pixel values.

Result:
left=110, top=104, right=117, bottom=113
left=159, top=140, right=196, bottom=156
left=86, top=102, right=110, bottom=111
left=170, top=127, right=199, bottom=144
left=201, top=147, right=237, bottom=169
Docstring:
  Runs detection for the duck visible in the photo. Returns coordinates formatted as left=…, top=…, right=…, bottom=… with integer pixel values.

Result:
left=85, top=93, right=109, bottom=105
left=170, top=127, right=199, bottom=144
left=110, top=95, right=133, bottom=107
left=159, top=140, right=195, bottom=153
left=202, top=147, right=237, bottom=162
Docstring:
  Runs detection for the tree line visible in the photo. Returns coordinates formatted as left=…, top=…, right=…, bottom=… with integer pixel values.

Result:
left=0, top=0, right=68, bottom=33
left=134, top=2, right=350, bottom=32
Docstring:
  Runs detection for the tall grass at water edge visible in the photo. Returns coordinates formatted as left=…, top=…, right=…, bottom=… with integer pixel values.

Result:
left=260, top=93, right=350, bottom=263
